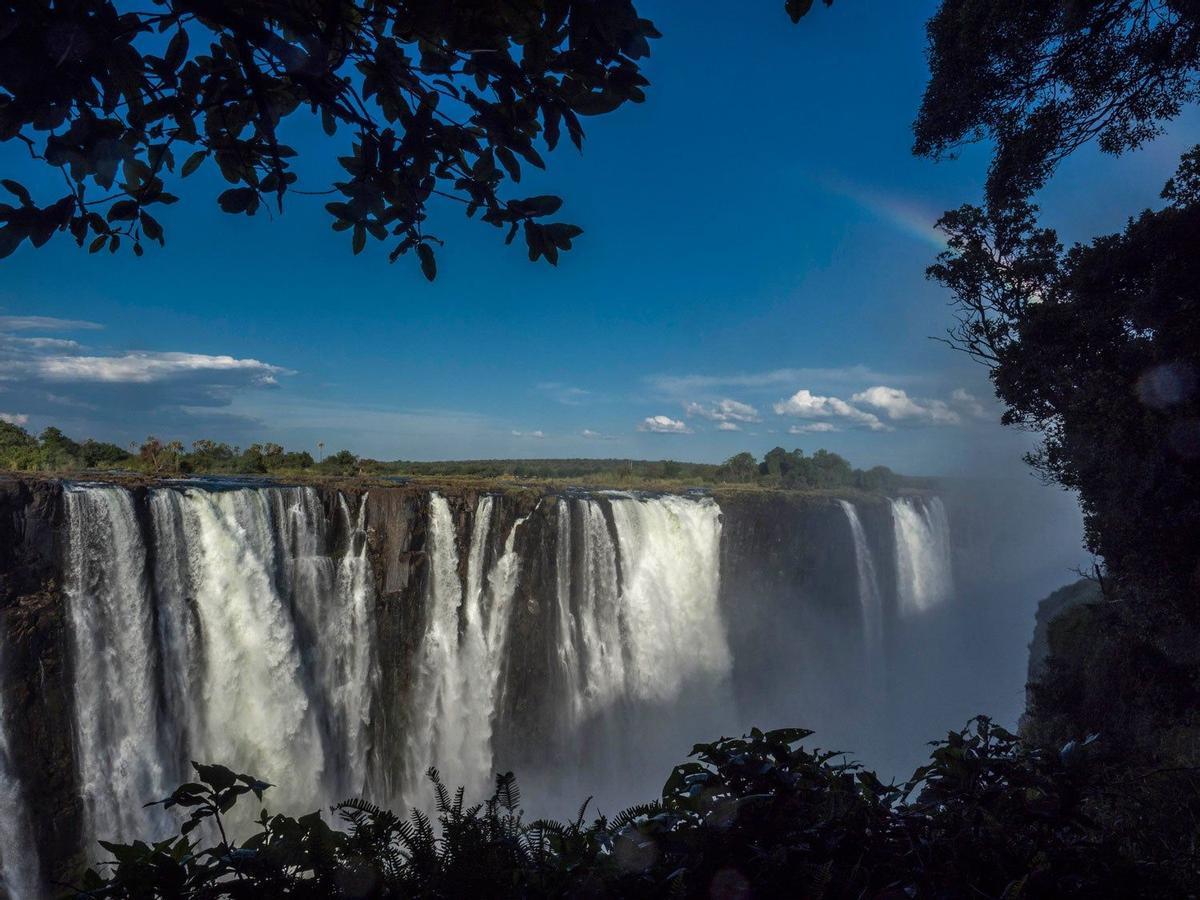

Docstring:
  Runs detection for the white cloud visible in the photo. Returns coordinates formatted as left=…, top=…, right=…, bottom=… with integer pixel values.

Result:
left=638, top=415, right=692, bottom=434
left=511, top=429, right=546, bottom=439
left=0, top=316, right=103, bottom=331
left=580, top=428, right=617, bottom=440
left=684, top=398, right=761, bottom=423
left=851, top=385, right=960, bottom=425
left=0, top=316, right=294, bottom=432
left=28, top=351, right=290, bottom=384
left=773, top=389, right=887, bottom=431
left=951, top=387, right=988, bottom=418
left=0, top=412, right=29, bottom=425
left=1, top=336, right=82, bottom=351
left=788, top=422, right=838, bottom=434
left=717, top=421, right=741, bottom=431
left=647, top=365, right=926, bottom=398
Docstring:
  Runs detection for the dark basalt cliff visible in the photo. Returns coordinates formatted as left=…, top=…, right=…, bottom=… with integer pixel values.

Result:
left=0, top=476, right=901, bottom=886
left=0, top=478, right=81, bottom=883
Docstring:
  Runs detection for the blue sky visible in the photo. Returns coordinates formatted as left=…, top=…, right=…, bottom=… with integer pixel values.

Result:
left=2, top=2, right=1196, bottom=473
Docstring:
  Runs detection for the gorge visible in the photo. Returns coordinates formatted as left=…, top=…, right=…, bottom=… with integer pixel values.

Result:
left=0, top=477, right=1020, bottom=895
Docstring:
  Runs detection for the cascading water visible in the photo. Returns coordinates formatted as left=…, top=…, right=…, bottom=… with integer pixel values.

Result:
left=0, top=635, right=39, bottom=900
left=3, top=479, right=966, bottom=886
left=159, top=487, right=326, bottom=814
left=838, top=500, right=884, bottom=660
left=891, top=496, right=954, bottom=615
left=63, top=485, right=174, bottom=845
left=58, top=483, right=382, bottom=865
left=606, top=494, right=730, bottom=702
left=403, top=494, right=532, bottom=805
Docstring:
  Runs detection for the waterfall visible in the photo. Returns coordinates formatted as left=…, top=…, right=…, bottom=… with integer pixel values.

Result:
left=59, top=483, right=383, bottom=864
left=8, top=479, right=969, bottom=881
left=329, top=494, right=378, bottom=798
left=63, top=485, right=175, bottom=845
left=607, top=494, right=730, bottom=702
left=403, top=494, right=530, bottom=804
left=0, top=633, right=39, bottom=900
left=891, top=496, right=953, bottom=615
left=553, top=499, right=581, bottom=726
left=838, top=500, right=884, bottom=659
left=159, top=488, right=326, bottom=813
left=575, top=498, right=625, bottom=713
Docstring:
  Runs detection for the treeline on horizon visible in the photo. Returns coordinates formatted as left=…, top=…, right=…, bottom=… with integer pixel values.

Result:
left=0, top=421, right=923, bottom=492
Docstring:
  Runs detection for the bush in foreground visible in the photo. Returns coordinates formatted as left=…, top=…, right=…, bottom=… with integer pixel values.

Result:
left=64, top=718, right=1186, bottom=898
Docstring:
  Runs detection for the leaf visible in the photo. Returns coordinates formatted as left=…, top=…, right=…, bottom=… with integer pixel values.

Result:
left=181, top=151, right=206, bottom=177
left=193, top=762, right=237, bottom=792
left=417, top=242, right=436, bottom=281
left=217, top=188, right=259, bottom=215
left=0, top=179, right=31, bottom=206
left=352, top=223, right=366, bottom=255
left=140, top=211, right=164, bottom=243
left=107, top=199, right=139, bottom=222
left=785, top=0, right=815, bottom=23
left=496, top=147, right=521, bottom=182
left=165, top=28, right=189, bottom=70
left=0, top=224, right=24, bottom=259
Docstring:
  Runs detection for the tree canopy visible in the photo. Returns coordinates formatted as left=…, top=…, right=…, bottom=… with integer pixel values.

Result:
left=915, top=0, right=1200, bottom=209
left=0, top=0, right=659, bottom=277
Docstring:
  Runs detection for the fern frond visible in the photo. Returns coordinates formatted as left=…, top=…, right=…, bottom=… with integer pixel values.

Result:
left=494, top=771, right=521, bottom=812
left=610, top=801, right=662, bottom=830
left=574, top=796, right=593, bottom=829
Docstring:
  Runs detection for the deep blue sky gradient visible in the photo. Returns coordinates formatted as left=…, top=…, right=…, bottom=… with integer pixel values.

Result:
left=2, top=1, right=1195, bottom=473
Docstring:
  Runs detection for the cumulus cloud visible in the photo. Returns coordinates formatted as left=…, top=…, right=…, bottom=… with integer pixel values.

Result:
left=717, top=421, right=741, bottom=432
left=684, top=398, right=761, bottom=424
left=773, top=389, right=887, bottom=431
left=638, top=415, right=692, bottom=434
left=788, top=422, right=838, bottom=434
left=647, top=365, right=926, bottom=398
left=580, top=428, right=617, bottom=440
left=22, top=351, right=289, bottom=385
left=0, top=315, right=293, bottom=435
left=511, top=429, right=546, bottom=439
left=851, top=385, right=960, bottom=425
left=0, top=412, right=29, bottom=425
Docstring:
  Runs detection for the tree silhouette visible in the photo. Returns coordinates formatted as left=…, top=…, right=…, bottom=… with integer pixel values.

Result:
left=0, top=1, right=659, bottom=278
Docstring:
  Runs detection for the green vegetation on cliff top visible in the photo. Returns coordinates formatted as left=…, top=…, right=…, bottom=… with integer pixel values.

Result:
left=0, top=421, right=926, bottom=494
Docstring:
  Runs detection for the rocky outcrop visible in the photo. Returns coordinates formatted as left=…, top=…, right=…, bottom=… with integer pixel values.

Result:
left=0, top=478, right=82, bottom=885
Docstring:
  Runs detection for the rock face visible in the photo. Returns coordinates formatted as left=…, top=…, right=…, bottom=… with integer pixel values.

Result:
left=1025, top=578, right=1104, bottom=694
left=0, top=479, right=82, bottom=885
left=0, top=478, right=943, bottom=891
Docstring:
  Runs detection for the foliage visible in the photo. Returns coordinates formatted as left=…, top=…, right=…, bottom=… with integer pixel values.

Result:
left=67, top=718, right=1188, bottom=898
left=930, top=163, right=1200, bottom=611
left=0, top=0, right=660, bottom=276
left=915, top=1, right=1200, bottom=208
left=915, top=0, right=1200, bottom=820
left=0, top=423, right=921, bottom=494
